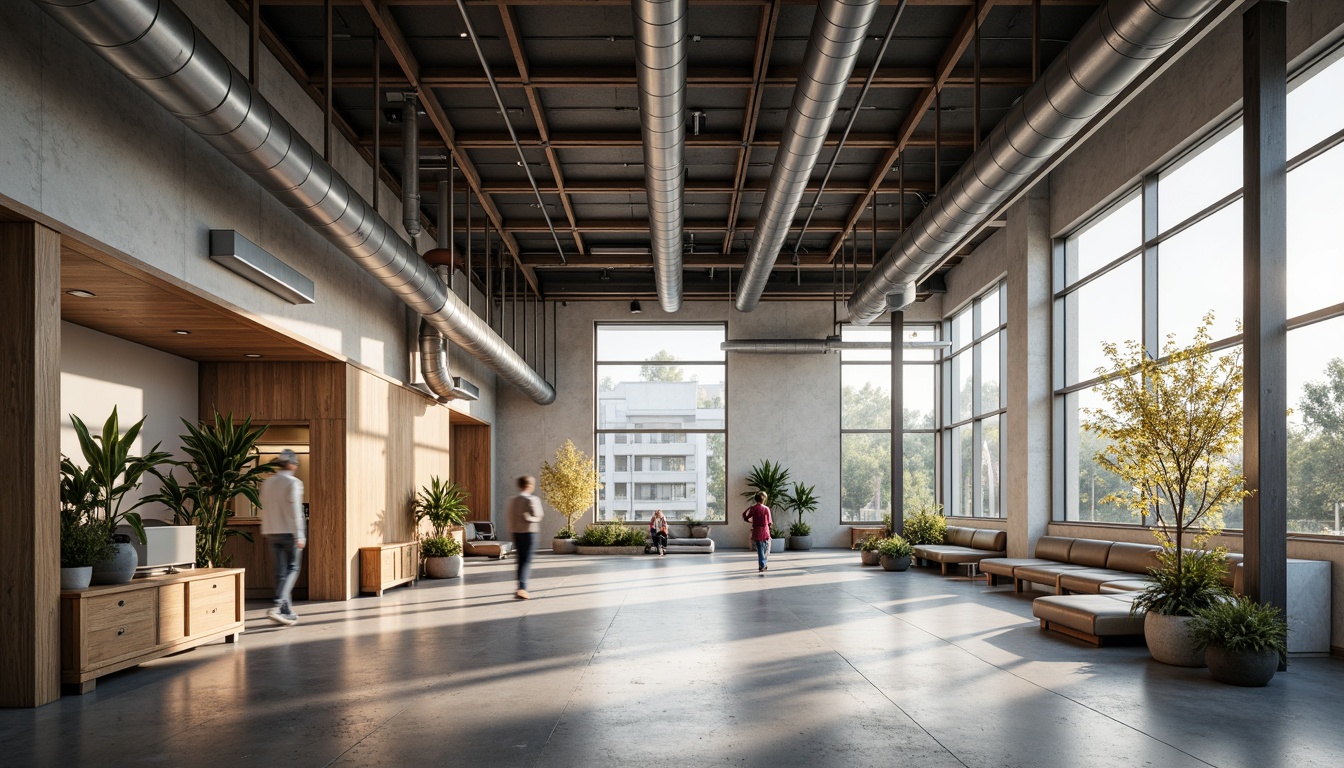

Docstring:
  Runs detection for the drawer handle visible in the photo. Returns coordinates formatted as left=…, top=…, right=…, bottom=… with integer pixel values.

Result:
left=117, top=628, right=125, bottom=636
left=212, top=583, right=218, bottom=589
left=118, top=600, right=125, bottom=607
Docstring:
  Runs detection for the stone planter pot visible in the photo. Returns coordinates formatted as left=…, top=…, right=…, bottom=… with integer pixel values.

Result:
left=1144, top=612, right=1204, bottom=667
left=61, top=566, right=93, bottom=591
left=575, top=545, right=647, bottom=556
left=880, top=554, right=912, bottom=572
left=788, top=535, right=813, bottom=551
left=860, top=551, right=880, bottom=566
left=689, top=525, right=710, bottom=538
left=552, top=538, right=577, bottom=554
left=1205, top=646, right=1280, bottom=687
left=91, top=540, right=138, bottom=585
left=769, top=538, right=785, bottom=554
left=424, top=554, right=463, bottom=579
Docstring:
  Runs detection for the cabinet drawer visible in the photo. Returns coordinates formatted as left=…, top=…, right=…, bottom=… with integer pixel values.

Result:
left=188, top=576, right=237, bottom=635
left=87, top=616, right=157, bottom=665
left=85, top=590, right=156, bottom=633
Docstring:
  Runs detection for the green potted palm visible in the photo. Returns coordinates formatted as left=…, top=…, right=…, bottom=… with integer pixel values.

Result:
left=1189, top=596, right=1289, bottom=686
left=415, top=476, right=470, bottom=578
left=743, top=460, right=790, bottom=553
left=1085, top=315, right=1248, bottom=666
left=72, top=409, right=174, bottom=584
left=59, top=457, right=114, bottom=590
left=877, top=536, right=915, bottom=572
left=540, top=440, right=602, bottom=554
left=855, top=535, right=882, bottom=566
left=781, top=481, right=818, bottom=551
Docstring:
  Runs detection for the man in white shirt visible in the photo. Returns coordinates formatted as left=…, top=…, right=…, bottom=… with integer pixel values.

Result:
left=259, top=449, right=305, bottom=625
left=505, top=475, right=544, bottom=600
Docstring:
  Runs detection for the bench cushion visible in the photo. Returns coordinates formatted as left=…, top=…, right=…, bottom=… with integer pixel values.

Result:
left=1057, top=568, right=1146, bottom=594
left=1013, top=563, right=1088, bottom=590
left=1065, top=539, right=1115, bottom=568
left=1033, top=536, right=1075, bottom=562
left=980, top=557, right=1050, bottom=578
left=660, top=537, right=715, bottom=554
left=947, top=526, right=977, bottom=547
left=1033, top=594, right=1144, bottom=638
left=1103, top=542, right=1161, bottom=575
left=464, top=540, right=511, bottom=558
left=913, top=545, right=1003, bottom=564
left=1098, top=579, right=1152, bottom=593
left=970, top=529, right=1007, bottom=552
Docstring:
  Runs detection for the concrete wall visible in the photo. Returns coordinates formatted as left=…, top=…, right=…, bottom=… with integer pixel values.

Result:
left=60, top=322, right=199, bottom=520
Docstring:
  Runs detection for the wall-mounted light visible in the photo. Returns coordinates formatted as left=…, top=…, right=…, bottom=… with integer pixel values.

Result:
left=630, top=300, right=642, bottom=314
left=65, top=289, right=96, bottom=298
left=210, top=230, right=315, bottom=305
left=173, top=330, right=191, bottom=336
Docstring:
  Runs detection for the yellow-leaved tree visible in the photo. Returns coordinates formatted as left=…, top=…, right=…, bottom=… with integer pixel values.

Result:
left=1084, top=313, right=1250, bottom=578
left=539, top=440, right=602, bottom=537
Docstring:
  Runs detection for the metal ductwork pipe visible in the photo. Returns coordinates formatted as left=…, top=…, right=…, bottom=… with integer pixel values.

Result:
left=847, top=0, right=1221, bottom=324
left=734, top=0, right=879, bottom=313
left=632, top=0, right=687, bottom=313
left=721, top=339, right=950, bottom=354
left=35, top=0, right=555, bottom=404
left=420, top=267, right=479, bottom=402
left=402, top=93, right=421, bottom=237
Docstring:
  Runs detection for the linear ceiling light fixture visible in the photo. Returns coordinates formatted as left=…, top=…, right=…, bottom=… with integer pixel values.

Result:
left=209, top=230, right=316, bottom=305
left=65, top=289, right=96, bottom=298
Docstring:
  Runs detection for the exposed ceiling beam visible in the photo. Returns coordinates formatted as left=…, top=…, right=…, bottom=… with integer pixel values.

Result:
left=501, top=218, right=957, bottom=234
left=455, top=179, right=937, bottom=195
left=721, top=1, right=781, bottom=255
left=825, top=0, right=998, bottom=262
left=367, top=131, right=976, bottom=151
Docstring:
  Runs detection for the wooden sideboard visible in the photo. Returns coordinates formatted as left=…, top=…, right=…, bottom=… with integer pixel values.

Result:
left=359, top=541, right=420, bottom=596
left=60, top=568, right=244, bottom=694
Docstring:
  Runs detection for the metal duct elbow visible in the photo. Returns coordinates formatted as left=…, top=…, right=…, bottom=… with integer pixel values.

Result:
left=35, top=0, right=554, bottom=404
left=419, top=319, right=479, bottom=402
left=734, top=0, right=880, bottom=313
left=846, top=0, right=1220, bottom=324
left=632, top=0, right=687, bottom=313
left=402, top=94, right=421, bottom=238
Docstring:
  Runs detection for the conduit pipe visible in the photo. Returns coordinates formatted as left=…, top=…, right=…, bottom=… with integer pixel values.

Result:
left=721, top=339, right=950, bottom=354
left=34, top=0, right=555, bottom=404
left=734, top=0, right=880, bottom=313
left=632, top=0, right=687, bottom=312
left=846, top=0, right=1221, bottom=324
left=402, top=93, right=421, bottom=237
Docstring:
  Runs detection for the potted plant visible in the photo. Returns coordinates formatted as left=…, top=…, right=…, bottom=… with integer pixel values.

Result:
left=1189, top=596, right=1289, bottom=686
left=855, top=535, right=882, bottom=566
left=415, top=476, right=470, bottom=578
left=60, top=457, right=114, bottom=590
left=781, top=481, right=818, bottom=551
left=574, top=520, right=648, bottom=555
left=877, top=536, right=915, bottom=572
left=768, top=523, right=786, bottom=554
left=685, top=516, right=710, bottom=539
left=1085, top=315, right=1249, bottom=666
left=540, top=439, right=602, bottom=554
left=71, top=409, right=174, bottom=584
left=902, top=504, right=946, bottom=565
left=421, top=534, right=464, bottom=578
left=152, top=413, right=279, bottom=568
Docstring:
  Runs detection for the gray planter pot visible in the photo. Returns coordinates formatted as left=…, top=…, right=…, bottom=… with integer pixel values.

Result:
left=689, top=525, right=710, bottom=538
left=552, top=538, right=577, bottom=554
left=424, top=554, right=463, bottom=579
left=1144, top=612, right=1204, bottom=667
left=91, top=541, right=138, bottom=585
left=769, top=538, right=785, bottom=554
left=788, top=535, right=813, bottom=551
left=1205, top=646, right=1280, bottom=687
left=880, top=554, right=912, bottom=572
left=860, top=551, right=880, bottom=566
left=61, top=566, right=93, bottom=591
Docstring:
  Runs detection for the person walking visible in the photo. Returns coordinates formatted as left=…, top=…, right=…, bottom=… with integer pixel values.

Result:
left=260, top=449, right=305, bottom=625
left=742, top=492, right=772, bottom=574
left=506, top=475, right=544, bottom=599
left=649, top=509, right=669, bottom=556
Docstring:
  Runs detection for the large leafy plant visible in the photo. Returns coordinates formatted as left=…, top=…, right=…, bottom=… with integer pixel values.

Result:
left=742, top=459, right=790, bottom=510
left=152, top=413, right=279, bottom=568
left=539, top=440, right=602, bottom=534
left=59, top=456, right=115, bottom=568
left=902, top=505, right=946, bottom=546
left=1131, top=546, right=1230, bottom=617
left=415, top=476, right=470, bottom=537
left=780, top=481, right=819, bottom=528
left=71, top=408, right=174, bottom=545
left=877, top=536, right=914, bottom=559
left=1189, top=595, right=1289, bottom=662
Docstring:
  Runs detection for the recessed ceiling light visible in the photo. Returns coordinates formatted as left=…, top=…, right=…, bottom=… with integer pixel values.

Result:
left=459, top=31, right=468, bottom=39
left=244, top=354, right=263, bottom=358
left=65, top=289, right=96, bottom=298
left=174, top=330, right=191, bottom=336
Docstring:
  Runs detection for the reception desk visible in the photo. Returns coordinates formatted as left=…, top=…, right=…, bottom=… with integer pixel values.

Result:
left=222, top=518, right=310, bottom=599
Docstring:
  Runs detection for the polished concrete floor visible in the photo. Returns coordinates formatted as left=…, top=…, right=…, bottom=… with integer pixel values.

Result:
left=4, top=551, right=1343, bottom=767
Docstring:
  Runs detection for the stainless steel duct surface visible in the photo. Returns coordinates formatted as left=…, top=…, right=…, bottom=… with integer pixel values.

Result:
left=402, top=93, right=421, bottom=237
left=420, top=266, right=479, bottom=401
left=35, top=0, right=555, bottom=404
left=734, top=0, right=879, bottom=313
left=846, top=0, right=1220, bottom=324
left=632, top=0, right=687, bottom=312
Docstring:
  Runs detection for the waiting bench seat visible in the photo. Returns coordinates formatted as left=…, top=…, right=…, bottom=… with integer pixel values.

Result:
left=655, top=537, right=715, bottom=554
left=1033, top=593, right=1144, bottom=645
left=912, top=526, right=1007, bottom=575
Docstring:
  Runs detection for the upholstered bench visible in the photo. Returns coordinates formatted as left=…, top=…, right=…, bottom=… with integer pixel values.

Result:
left=651, top=537, right=716, bottom=554
left=980, top=536, right=1075, bottom=588
left=912, top=526, right=1007, bottom=575
left=1032, top=593, right=1144, bottom=645
left=463, top=522, right=512, bottom=559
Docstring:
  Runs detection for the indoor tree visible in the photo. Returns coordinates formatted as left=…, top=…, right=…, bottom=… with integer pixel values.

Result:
left=540, top=439, right=602, bottom=536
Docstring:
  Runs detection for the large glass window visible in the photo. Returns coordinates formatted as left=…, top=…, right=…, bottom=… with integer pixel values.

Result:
left=839, top=324, right=939, bottom=522
left=942, top=283, right=1005, bottom=518
left=595, top=324, right=726, bottom=523
left=1055, top=48, right=1344, bottom=536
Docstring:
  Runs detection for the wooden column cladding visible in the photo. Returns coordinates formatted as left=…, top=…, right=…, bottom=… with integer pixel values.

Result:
left=0, top=222, right=62, bottom=707
left=452, top=422, right=492, bottom=523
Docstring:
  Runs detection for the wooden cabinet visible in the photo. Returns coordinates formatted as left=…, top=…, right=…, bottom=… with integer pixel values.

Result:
left=359, top=541, right=420, bottom=596
left=60, top=568, right=244, bottom=694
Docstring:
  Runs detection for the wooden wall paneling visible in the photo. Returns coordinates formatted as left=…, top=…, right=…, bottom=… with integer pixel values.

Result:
left=0, top=222, right=62, bottom=707
left=306, top=417, right=348, bottom=601
left=414, top=396, right=454, bottom=533
left=452, top=424, right=492, bottom=522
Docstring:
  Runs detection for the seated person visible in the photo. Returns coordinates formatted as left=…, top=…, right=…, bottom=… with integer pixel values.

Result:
left=649, top=509, right=669, bottom=556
